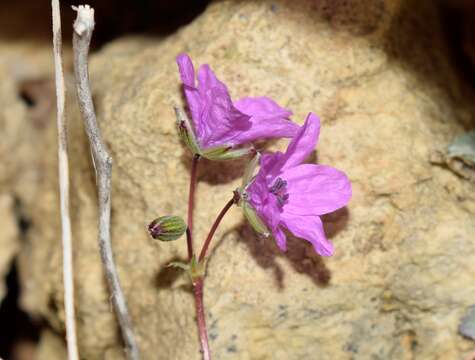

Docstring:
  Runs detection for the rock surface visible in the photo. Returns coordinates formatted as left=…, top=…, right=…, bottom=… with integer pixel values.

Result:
left=0, top=195, right=19, bottom=302
left=0, top=63, right=29, bottom=304
left=14, top=0, right=475, bottom=359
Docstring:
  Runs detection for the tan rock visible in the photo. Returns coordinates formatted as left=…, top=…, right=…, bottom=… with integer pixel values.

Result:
left=36, top=330, right=67, bottom=360
left=0, top=63, right=30, bottom=304
left=0, top=195, right=19, bottom=302
left=17, top=0, right=475, bottom=359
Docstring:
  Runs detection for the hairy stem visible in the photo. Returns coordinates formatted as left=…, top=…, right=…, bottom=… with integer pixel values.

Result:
left=193, top=278, right=211, bottom=360
left=198, top=196, right=236, bottom=262
left=52, top=1, right=79, bottom=359
left=187, top=154, right=200, bottom=260
left=72, top=5, right=140, bottom=360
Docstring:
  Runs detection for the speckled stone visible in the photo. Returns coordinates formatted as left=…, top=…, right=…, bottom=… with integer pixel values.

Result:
left=16, top=1, right=475, bottom=359
left=0, top=63, right=30, bottom=304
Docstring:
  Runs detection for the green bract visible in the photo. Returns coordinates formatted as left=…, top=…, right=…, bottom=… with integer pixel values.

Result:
left=240, top=199, right=270, bottom=237
left=241, top=152, right=260, bottom=189
left=174, top=107, right=201, bottom=155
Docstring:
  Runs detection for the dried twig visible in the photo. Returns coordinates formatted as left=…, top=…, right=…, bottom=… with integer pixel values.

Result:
left=51, top=1, right=79, bottom=359
left=72, top=5, right=140, bottom=360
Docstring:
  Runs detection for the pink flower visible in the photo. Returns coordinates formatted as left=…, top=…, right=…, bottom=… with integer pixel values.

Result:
left=176, top=54, right=299, bottom=159
left=243, top=113, right=351, bottom=256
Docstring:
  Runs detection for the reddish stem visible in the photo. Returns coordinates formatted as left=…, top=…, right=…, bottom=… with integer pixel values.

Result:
left=185, top=228, right=192, bottom=261
left=187, top=154, right=200, bottom=260
left=193, top=192, right=239, bottom=359
left=193, top=278, right=211, bottom=360
left=198, top=195, right=236, bottom=263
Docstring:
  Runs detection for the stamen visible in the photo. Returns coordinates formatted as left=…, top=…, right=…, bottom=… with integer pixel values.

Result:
left=269, top=177, right=289, bottom=207
left=269, top=178, right=287, bottom=194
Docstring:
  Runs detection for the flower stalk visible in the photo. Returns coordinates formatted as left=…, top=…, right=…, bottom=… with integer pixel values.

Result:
left=199, top=193, right=238, bottom=262
left=187, top=154, right=200, bottom=260
left=190, top=192, right=239, bottom=360
left=193, top=278, right=211, bottom=360
left=152, top=53, right=352, bottom=359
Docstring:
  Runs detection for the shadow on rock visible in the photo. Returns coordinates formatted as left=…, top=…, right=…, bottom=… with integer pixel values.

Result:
left=321, top=207, right=350, bottom=239
left=229, top=206, right=349, bottom=290
left=179, top=151, right=250, bottom=185
left=154, top=255, right=191, bottom=293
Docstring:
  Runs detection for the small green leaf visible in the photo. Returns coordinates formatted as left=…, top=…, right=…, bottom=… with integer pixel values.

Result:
left=167, top=261, right=190, bottom=271
left=167, top=256, right=206, bottom=283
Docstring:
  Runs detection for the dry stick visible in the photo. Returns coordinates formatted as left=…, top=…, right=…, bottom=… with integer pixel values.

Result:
left=72, top=5, right=140, bottom=360
left=51, top=1, right=79, bottom=359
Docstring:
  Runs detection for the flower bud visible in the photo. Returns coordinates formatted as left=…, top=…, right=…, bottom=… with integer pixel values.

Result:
left=148, top=216, right=187, bottom=242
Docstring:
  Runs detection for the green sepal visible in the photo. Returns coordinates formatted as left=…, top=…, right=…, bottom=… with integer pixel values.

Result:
left=240, top=199, right=270, bottom=237
left=202, top=145, right=254, bottom=161
left=241, top=152, right=260, bottom=189
left=174, top=107, right=201, bottom=155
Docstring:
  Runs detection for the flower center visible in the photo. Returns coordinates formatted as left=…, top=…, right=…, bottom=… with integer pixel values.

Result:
left=269, top=177, right=289, bottom=207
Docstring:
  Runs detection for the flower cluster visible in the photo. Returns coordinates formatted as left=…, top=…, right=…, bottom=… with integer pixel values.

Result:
left=146, top=53, right=353, bottom=358
left=173, top=53, right=351, bottom=256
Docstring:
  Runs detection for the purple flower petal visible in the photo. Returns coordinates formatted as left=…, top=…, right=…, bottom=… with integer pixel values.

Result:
left=281, top=113, right=320, bottom=171
left=193, top=64, right=252, bottom=148
left=282, top=164, right=351, bottom=215
left=229, top=116, right=300, bottom=145
left=274, top=226, right=287, bottom=251
left=259, top=152, right=285, bottom=182
left=234, top=96, right=292, bottom=119
left=243, top=111, right=351, bottom=257
left=232, top=96, right=298, bottom=146
left=248, top=173, right=281, bottom=230
left=197, top=64, right=230, bottom=97
left=176, top=54, right=204, bottom=137
left=176, top=53, right=195, bottom=87
left=177, top=54, right=301, bottom=152
left=281, top=214, right=334, bottom=256
left=200, top=107, right=251, bottom=149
